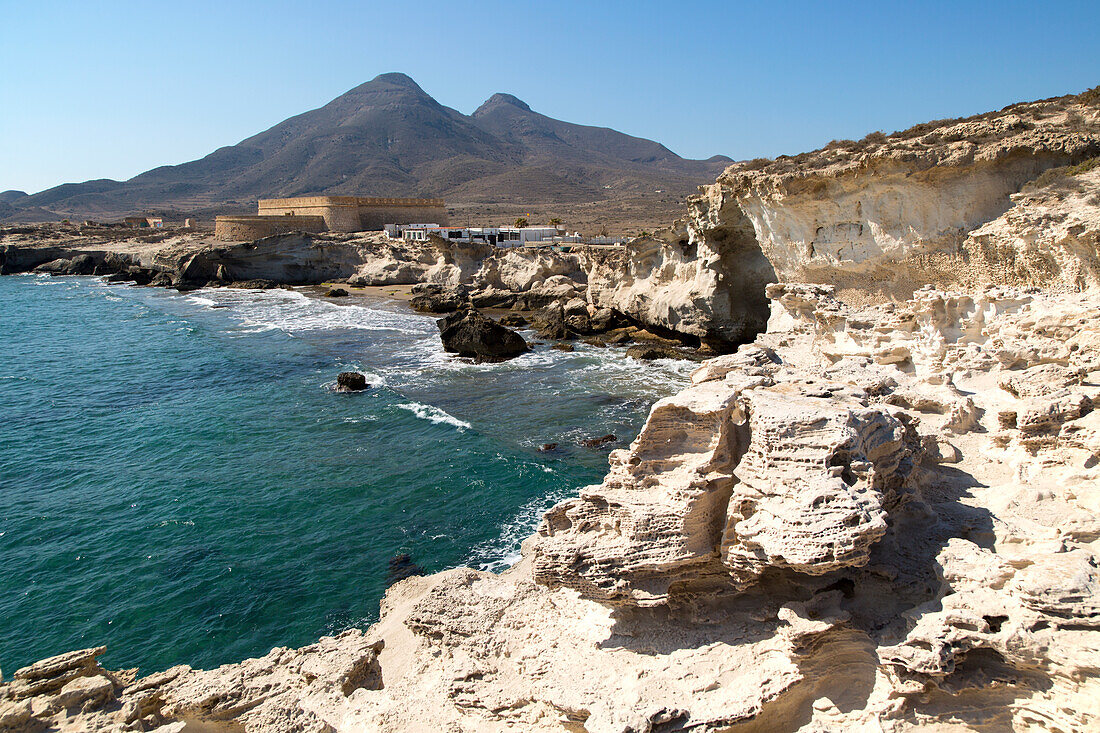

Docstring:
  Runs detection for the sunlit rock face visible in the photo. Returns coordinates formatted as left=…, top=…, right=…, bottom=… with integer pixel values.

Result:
left=686, top=92, right=1100, bottom=305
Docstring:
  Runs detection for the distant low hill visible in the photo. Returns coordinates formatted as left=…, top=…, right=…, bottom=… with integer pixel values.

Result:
left=4, top=73, right=730, bottom=223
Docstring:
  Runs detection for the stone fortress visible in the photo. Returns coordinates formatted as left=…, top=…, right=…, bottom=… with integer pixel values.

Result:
left=214, top=196, right=448, bottom=241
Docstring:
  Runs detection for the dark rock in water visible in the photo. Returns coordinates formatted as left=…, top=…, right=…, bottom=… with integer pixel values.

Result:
left=385, top=553, right=424, bottom=587
left=130, top=268, right=159, bottom=286
left=229, top=279, right=278, bottom=289
left=565, top=313, right=592, bottom=333
left=583, top=337, right=608, bottom=348
left=579, top=434, right=617, bottom=448
left=538, top=443, right=559, bottom=452
left=497, top=313, right=528, bottom=328
left=626, top=344, right=701, bottom=361
left=605, top=328, right=636, bottom=344
left=105, top=271, right=133, bottom=283
left=437, top=307, right=528, bottom=362
left=336, top=372, right=369, bottom=392
left=534, top=301, right=570, bottom=340
left=325, top=287, right=349, bottom=297
left=551, top=342, right=575, bottom=352
left=174, top=279, right=205, bottom=293
left=146, top=269, right=171, bottom=286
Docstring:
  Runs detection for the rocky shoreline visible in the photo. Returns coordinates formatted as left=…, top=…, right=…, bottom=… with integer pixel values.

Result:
left=0, top=226, right=720, bottom=361
left=3, top=89, right=1100, bottom=731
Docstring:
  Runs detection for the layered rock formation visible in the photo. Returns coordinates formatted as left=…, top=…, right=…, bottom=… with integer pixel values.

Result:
left=685, top=89, right=1100, bottom=308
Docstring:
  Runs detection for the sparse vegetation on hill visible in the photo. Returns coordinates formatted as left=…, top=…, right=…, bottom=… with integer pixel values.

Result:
left=1027, top=155, right=1100, bottom=191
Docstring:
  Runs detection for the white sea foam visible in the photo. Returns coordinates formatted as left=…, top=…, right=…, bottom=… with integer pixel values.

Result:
left=187, top=287, right=435, bottom=337
left=472, top=482, right=575, bottom=573
left=396, top=402, right=472, bottom=431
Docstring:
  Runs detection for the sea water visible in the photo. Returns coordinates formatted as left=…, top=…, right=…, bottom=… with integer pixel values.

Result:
left=0, top=274, right=692, bottom=674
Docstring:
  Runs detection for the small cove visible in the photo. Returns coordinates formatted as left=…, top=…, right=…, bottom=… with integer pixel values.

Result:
left=0, top=274, right=691, bottom=673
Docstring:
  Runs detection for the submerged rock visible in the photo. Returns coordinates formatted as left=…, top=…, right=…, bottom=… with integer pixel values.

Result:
left=335, top=372, right=370, bottom=392
left=626, top=344, right=698, bottom=361
left=578, top=434, right=617, bottom=448
left=385, top=553, right=423, bottom=587
left=436, top=308, right=528, bottom=362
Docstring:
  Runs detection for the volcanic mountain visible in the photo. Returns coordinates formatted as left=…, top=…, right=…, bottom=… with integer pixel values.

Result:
left=6, top=73, right=730, bottom=221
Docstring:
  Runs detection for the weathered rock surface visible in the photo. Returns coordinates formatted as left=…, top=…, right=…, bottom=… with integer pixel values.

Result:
left=685, top=89, right=1100, bottom=307
left=0, top=633, right=383, bottom=732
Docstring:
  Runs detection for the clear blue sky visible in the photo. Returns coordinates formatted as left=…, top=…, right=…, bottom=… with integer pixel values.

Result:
left=1, top=0, right=1097, bottom=194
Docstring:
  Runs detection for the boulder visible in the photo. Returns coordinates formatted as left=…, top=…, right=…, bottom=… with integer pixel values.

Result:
left=335, top=372, right=370, bottom=392
left=497, top=314, right=528, bottom=328
left=411, top=283, right=467, bottom=313
left=551, top=343, right=575, bottom=352
left=534, top=301, right=570, bottom=340
left=470, top=288, right=517, bottom=309
left=325, top=288, right=349, bottom=297
left=437, top=308, right=528, bottom=362
left=564, top=313, right=592, bottom=333
left=590, top=307, right=619, bottom=333
left=563, top=298, right=589, bottom=317
left=34, top=255, right=97, bottom=276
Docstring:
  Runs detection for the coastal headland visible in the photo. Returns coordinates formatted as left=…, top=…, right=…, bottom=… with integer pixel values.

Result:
left=2, top=88, right=1100, bottom=732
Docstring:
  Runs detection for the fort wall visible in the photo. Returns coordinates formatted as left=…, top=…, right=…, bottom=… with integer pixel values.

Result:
left=214, top=215, right=327, bottom=241
left=258, top=197, right=448, bottom=232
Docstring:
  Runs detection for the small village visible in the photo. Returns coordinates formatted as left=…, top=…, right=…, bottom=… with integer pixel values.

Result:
left=203, top=195, right=628, bottom=249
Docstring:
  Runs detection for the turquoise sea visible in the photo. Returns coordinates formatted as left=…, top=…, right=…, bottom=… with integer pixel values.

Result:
left=0, top=274, right=691, bottom=674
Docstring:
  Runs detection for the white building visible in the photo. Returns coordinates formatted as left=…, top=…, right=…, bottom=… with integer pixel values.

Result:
left=384, top=223, right=621, bottom=248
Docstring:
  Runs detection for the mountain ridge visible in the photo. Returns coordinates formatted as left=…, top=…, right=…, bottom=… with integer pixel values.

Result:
left=6, top=73, right=730, bottom=221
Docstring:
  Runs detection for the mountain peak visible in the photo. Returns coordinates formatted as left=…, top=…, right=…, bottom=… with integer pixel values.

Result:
left=338, top=72, right=429, bottom=99
left=474, top=93, right=532, bottom=116
left=370, top=72, right=423, bottom=89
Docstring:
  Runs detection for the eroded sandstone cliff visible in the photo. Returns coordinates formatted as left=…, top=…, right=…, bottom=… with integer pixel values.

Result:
left=686, top=89, right=1100, bottom=310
